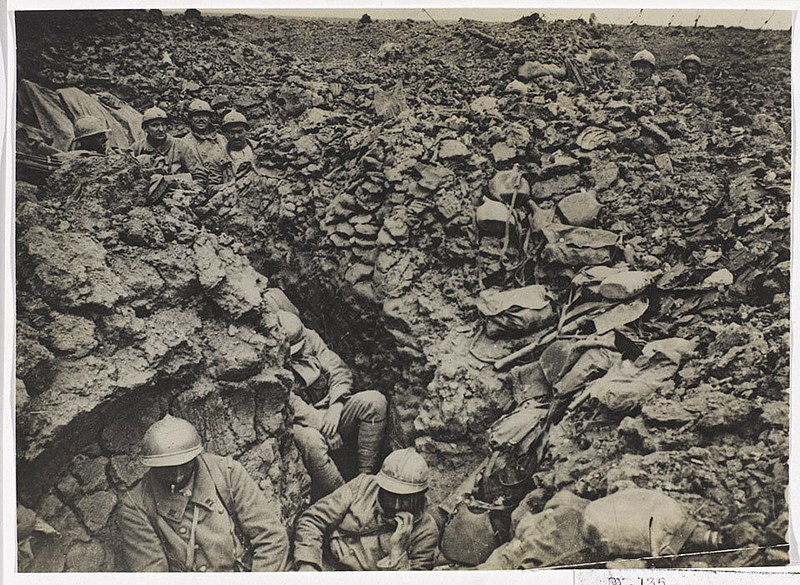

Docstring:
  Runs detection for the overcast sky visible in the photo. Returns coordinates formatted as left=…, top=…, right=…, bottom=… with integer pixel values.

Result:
left=202, top=8, right=792, bottom=30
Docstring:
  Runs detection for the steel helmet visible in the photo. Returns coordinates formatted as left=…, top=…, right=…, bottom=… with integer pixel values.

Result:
left=141, top=414, right=203, bottom=467
left=188, top=99, right=214, bottom=116
left=72, top=116, right=108, bottom=141
left=376, top=448, right=429, bottom=495
left=631, top=50, right=656, bottom=68
left=277, top=310, right=305, bottom=355
left=681, top=54, right=702, bottom=67
left=222, top=110, right=249, bottom=130
left=141, top=106, right=168, bottom=128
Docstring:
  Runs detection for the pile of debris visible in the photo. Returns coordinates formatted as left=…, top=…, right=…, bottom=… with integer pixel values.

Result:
left=15, top=10, right=789, bottom=571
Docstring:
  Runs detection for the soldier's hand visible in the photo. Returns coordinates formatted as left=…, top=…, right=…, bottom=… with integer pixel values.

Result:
left=320, top=402, right=344, bottom=438
left=297, top=562, right=320, bottom=572
left=390, top=511, right=414, bottom=551
left=326, top=433, right=343, bottom=450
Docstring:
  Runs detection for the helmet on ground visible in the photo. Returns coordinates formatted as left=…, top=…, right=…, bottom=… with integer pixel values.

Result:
left=188, top=99, right=214, bottom=116
left=631, top=50, right=656, bottom=68
left=277, top=310, right=305, bottom=355
left=141, top=414, right=203, bottom=467
left=376, top=448, right=429, bottom=495
left=221, top=110, right=249, bottom=130
left=72, top=116, right=108, bottom=141
left=142, top=107, right=168, bottom=128
left=681, top=54, right=702, bottom=67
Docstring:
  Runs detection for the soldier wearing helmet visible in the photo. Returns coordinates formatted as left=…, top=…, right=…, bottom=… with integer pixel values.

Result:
left=277, top=310, right=387, bottom=501
left=680, top=54, right=703, bottom=84
left=131, top=106, right=206, bottom=184
left=295, top=448, right=439, bottom=571
left=630, top=50, right=659, bottom=86
left=116, top=415, right=290, bottom=572
left=221, top=110, right=262, bottom=180
left=180, top=99, right=229, bottom=184
left=70, top=116, right=110, bottom=154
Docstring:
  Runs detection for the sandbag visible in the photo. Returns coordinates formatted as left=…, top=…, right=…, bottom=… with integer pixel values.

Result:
left=488, top=399, right=548, bottom=451
left=440, top=498, right=508, bottom=566
left=476, top=285, right=555, bottom=339
left=598, top=270, right=660, bottom=300
left=479, top=490, right=590, bottom=569
left=57, top=87, right=135, bottom=149
left=581, top=488, right=698, bottom=558
left=542, top=223, right=619, bottom=266
left=18, top=80, right=74, bottom=151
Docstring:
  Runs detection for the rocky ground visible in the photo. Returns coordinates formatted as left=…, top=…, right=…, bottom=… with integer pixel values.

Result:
left=15, top=10, right=790, bottom=571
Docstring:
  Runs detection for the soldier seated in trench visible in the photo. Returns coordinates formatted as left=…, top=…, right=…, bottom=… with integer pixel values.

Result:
left=277, top=310, right=387, bottom=501
left=117, top=414, right=289, bottom=572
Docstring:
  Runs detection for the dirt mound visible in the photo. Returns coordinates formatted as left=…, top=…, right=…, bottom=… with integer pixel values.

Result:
left=15, top=10, right=789, bottom=570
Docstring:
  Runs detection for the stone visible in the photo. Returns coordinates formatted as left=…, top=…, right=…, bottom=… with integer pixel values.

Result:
left=193, top=234, right=268, bottom=319
left=65, top=541, right=109, bottom=572
left=703, top=268, right=734, bottom=287
left=44, top=313, right=97, bottom=357
left=558, top=191, right=601, bottom=226
left=345, top=263, right=373, bottom=284
left=71, top=455, right=109, bottom=493
left=101, top=399, right=163, bottom=454
left=16, top=378, right=30, bottom=412
left=491, top=142, right=517, bottom=163
left=76, top=491, right=117, bottom=534
left=109, top=454, right=147, bottom=488
left=590, top=48, right=618, bottom=63
left=504, top=79, right=530, bottom=94
left=470, top=96, right=500, bottom=116
left=439, top=139, right=469, bottom=159
left=541, top=155, right=579, bottom=177
left=205, top=324, right=269, bottom=381
left=16, top=323, right=55, bottom=390
left=518, top=61, right=566, bottom=80
left=654, top=153, right=673, bottom=173
left=19, top=226, right=125, bottom=310
left=56, top=474, right=82, bottom=501
left=589, top=161, right=619, bottom=190
left=576, top=126, right=615, bottom=151
left=642, top=400, right=695, bottom=426
left=120, top=207, right=165, bottom=248
left=415, top=163, right=453, bottom=191
left=489, top=169, right=530, bottom=205
left=531, top=174, right=581, bottom=200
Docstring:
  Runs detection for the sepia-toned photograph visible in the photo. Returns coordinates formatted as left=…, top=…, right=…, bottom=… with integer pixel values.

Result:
left=12, top=7, right=792, bottom=574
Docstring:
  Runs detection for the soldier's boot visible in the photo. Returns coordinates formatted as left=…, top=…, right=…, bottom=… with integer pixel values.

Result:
left=294, top=424, right=345, bottom=500
left=357, top=416, right=386, bottom=474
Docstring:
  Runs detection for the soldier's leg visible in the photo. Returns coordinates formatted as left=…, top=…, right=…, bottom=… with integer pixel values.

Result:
left=292, top=424, right=345, bottom=500
left=338, top=391, right=387, bottom=474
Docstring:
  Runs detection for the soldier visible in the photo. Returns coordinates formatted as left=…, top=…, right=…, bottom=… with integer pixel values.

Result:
left=131, top=106, right=206, bottom=183
left=294, top=448, right=439, bottom=571
left=181, top=99, right=229, bottom=184
left=220, top=110, right=260, bottom=179
left=630, top=50, right=658, bottom=86
left=278, top=310, right=387, bottom=501
left=680, top=54, right=703, bottom=84
left=117, top=415, right=290, bottom=572
left=69, top=116, right=110, bottom=154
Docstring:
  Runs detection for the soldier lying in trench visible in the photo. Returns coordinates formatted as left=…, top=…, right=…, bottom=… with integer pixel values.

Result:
left=117, top=415, right=290, bottom=572
left=277, top=310, right=387, bottom=501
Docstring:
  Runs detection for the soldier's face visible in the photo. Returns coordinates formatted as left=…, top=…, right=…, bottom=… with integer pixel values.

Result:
left=682, top=62, right=700, bottom=81
left=152, top=459, right=196, bottom=493
left=224, top=124, right=248, bottom=151
left=81, top=133, right=107, bottom=154
left=145, top=120, right=168, bottom=143
left=633, top=62, right=654, bottom=81
left=378, top=488, right=426, bottom=520
left=191, top=112, right=212, bottom=133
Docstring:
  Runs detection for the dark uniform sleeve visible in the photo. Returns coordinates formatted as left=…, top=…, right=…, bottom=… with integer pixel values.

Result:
left=407, top=515, right=440, bottom=570
left=116, top=490, right=170, bottom=572
left=176, top=139, right=208, bottom=187
left=226, top=458, right=290, bottom=572
left=303, top=329, right=353, bottom=406
left=294, top=480, right=355, bottom=569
